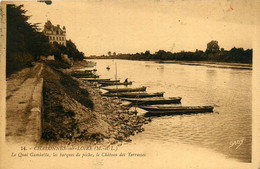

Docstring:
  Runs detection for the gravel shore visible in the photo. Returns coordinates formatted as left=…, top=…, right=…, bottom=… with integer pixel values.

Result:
left=42, top=61, right=151, bottom=145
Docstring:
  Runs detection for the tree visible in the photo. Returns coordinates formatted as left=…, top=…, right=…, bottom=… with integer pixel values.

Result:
left=65, top=40, right=85, bottom=61
left=6, top=4, right=50, bottom=76
left=144, top=50, right=151, bottom=55
left=107, top=51, right=111, bottom=56
left=155, top=50, right=167, bottom=59
left=50, top=42, right=62, bottom=60
left=206, top=40, right=220, bottom=53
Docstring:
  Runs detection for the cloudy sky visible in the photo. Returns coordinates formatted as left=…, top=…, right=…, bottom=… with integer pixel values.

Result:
left=6, top=0, right=260, bottom=56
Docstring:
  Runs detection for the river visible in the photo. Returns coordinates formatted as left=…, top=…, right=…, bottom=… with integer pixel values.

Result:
left=89, top=59, right=252, bottom=163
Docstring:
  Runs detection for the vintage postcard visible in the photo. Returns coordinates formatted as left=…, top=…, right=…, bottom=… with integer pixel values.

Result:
left=0, top=0, right=259, bottom=169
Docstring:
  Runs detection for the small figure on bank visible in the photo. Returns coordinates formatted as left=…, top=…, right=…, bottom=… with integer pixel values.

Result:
left=124, top=78, right=128, bottom=83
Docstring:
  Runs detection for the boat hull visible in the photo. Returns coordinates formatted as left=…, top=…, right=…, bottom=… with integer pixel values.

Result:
left=102, top=92, right=164, bottom=98
left=102, top=87, right=146, bottom=93
left=80, top=78, right=111, bottom=82
left=140, top=106, right=214, bottom=116
left=123, top=97, right=182, bottom=105
left=72, top=74, right=99, bottom=78
left=100, top=81, right=133, bottom=86
left=80, top=78, right=120, bottom=82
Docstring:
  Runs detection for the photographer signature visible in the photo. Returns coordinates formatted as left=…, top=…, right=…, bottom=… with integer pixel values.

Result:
left=229, top=138, right=245, bottom=149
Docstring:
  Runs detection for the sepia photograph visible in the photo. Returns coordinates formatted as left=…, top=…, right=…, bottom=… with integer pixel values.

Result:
left=0, top=0, right=259, bottom=168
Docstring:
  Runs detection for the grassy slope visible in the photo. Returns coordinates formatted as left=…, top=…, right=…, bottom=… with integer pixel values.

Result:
left=42, top=63, right=109, bottom=142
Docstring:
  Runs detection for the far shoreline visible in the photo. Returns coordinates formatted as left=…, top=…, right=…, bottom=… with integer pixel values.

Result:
left=86, top=58, right=252, bottom=70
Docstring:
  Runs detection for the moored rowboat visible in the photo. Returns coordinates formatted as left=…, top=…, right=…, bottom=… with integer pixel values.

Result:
left=102, top=80, right=121, bottom=83
left=80, top=78, right=111, bottom=82
left=99, top=81, right=133, bottom=86
left=139, top=105, right=214, bottom=116
left=102, top=86, right=146, bottom=93
left=71, top=72, right=94, bottom=76
left=80, top=78, right=122, bottom=82
left=73, top=74, right=99, bottom=78
left=102, top=92, right=164, bottom=98
left=84, top=69, right=96, bottom=73
left=122, top=97, right=181, bottom=105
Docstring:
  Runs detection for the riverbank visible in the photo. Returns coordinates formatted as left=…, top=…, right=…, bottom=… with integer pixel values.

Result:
left=87, top=58, right=252, bottom=70
left=41, top=61, right=151, bottom=145
left=88, top=47, right=252, bottom=64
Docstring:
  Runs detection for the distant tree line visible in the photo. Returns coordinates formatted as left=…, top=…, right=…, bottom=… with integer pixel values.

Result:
left=6, top=4, right=85, bottom=76
left=91, top=40, right=252, bottom=64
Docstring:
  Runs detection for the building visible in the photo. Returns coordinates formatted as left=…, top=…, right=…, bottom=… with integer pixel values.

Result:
left=43, top=20, right=66, bottom=46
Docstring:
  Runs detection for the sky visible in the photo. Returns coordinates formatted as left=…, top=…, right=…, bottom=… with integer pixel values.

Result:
left=5, top=0, right=260, bottom=56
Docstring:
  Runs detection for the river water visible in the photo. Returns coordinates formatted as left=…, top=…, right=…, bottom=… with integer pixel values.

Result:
left=89, top=59, right=252, bottom=163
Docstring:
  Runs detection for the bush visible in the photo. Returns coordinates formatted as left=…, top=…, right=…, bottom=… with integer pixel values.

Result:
left=46, top=60, right=71, bottom=69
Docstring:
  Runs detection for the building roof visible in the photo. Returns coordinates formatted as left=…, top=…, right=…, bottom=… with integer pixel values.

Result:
left=43, top=20, right=66, bottom=35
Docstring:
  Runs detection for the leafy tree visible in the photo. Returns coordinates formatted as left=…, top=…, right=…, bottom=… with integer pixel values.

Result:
left=155, top=50, right=167, bottom=59
left=65, top=40, right=85, bottom=61
left=50, top=42, right=62, bottom=60
left=6, top=4, right=50, bottom=76
left=144, top=50, right=150, bottom=55
left=206, top=40, right=220, bottom=53
left=107, top=51, right=111, bottom=56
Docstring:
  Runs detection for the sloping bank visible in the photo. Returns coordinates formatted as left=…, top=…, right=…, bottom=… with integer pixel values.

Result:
left=42, top=62, right=150, bottom=144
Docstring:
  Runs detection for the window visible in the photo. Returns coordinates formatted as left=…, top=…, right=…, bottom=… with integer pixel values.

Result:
left=56, top=37, right=58, bottom=40
left=59, top=37, right=61, bottom=41
left=62, top=37, right=64, bottom=41
left=49, top=36, right=52, bottom=40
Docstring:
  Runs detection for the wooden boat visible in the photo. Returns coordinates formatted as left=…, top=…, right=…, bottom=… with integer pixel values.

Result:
left=80, top=78, right=121, bottom=83
left=80, top=78, right=111, bottom=82
left=99, top=81, right=133, bottom=86
left=139, top=105, right=214, bottom=116
left=102, top=92, right=164, bottom=98
left=73, top=74, right=99, bottom=78
left=102, top=86, right=146, bottom=93
left=84, top=69, right=96, bottom=73
left=71, top=71, right=94, bottom=76
left=71, top=71, right=99, bottom=78
left=102, top=79, right=120, bottom=83
left=81, top=68, right=97, bottom=72
left=122, top=97, right=181, bottom=105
